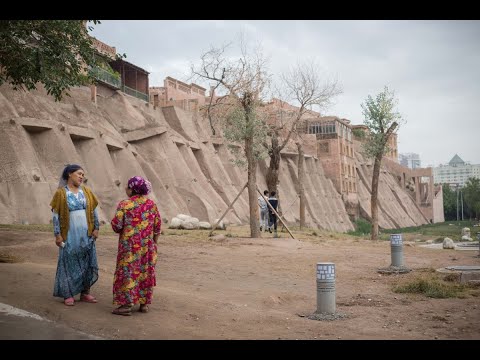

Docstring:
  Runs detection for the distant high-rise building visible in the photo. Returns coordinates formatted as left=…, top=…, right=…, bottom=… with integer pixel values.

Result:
left=433, top=154, right=480, bottom=188
left=399, top=153, right=421, bottom=169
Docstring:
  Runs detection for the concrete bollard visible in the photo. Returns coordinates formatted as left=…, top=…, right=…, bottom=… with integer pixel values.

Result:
left=390, top=234, right=403, bottom=267
left=477, top=232, right=480, bottom=257
left=316, top=262, right=336, bottom=314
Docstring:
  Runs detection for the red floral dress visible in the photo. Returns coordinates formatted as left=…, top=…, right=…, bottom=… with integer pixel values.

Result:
left=111, top=195, right=161, bottom=306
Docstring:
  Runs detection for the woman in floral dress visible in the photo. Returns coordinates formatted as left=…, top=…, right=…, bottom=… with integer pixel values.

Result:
left=111, top=176, right=161, bottom=316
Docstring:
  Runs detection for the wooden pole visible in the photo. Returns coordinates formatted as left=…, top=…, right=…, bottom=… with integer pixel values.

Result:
left=256, top=186, right=295, bottom=240
left=209, top=182, right=248, bottom=236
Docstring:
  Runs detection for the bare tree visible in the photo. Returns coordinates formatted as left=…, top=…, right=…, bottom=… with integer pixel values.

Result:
left=265, top=61, right=342, bottom=194
left=191, top=38, right=270, bottom=238
left=361, top=86, right=403, bottom=240
left=296, top=141, right=306, bottom=229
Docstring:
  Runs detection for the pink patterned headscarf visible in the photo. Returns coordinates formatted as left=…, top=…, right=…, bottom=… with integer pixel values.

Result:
left=127, top=176, right=152, bottom=195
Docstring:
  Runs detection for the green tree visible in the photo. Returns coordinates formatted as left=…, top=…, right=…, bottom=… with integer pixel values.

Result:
left=463, top=177, right=480, bottom=219
left=0, top=20, right=99, bottom=101
left=361, top=86, right=402, bottom=240
left=441, top=183, right=457, bottom=221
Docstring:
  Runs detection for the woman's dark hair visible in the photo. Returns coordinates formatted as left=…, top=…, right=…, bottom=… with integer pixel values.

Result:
left=270, top=191, right=276, bottom=197
left=62, top=164, right=83, bottom=180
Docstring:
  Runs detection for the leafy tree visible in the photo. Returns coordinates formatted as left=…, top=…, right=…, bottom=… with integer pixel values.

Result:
left=0, top=20, right=100, bottom=101
left=352, top=128, right=366, bottom=139
left=463, top=177, right=480, bottom=220
left=441, top=183, right=457, bottom=221
left=361, top=86, right=402, bottom=240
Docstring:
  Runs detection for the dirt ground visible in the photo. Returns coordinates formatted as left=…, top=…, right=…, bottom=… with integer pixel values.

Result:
left=0, top=226, right=479, bottom=340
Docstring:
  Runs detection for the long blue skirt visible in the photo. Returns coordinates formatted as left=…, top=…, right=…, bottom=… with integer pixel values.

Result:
left=53, top=210, right=99, bottom=299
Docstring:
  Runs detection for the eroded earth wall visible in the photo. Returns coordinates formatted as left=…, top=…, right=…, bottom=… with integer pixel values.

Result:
left=0, top=84, right=356, bottom=231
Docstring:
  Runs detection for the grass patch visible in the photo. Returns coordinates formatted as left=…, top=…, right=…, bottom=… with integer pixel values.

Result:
left=0, top=224, right=53, bottom=232
left=347, top=218, right=372, bottom=237
left=393, top=272, right=473, bottom=298
left=382, top=220, right=477, bottom=240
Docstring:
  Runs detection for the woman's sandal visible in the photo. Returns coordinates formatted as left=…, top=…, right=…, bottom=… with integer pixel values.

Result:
left=64, top=297, right=75, bottom=306
left=80, top=294, right=98, bottom=303
left=139, top=304, right=149, bottom=313
left=112, top=305, right=132, bottom=316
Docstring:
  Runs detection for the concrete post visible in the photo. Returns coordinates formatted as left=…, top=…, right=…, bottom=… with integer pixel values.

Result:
left=477, top=232, right=480, bottom=257
left=390, top=234, right=403, bottom=267
left=316, top=262, right=336, bottom=314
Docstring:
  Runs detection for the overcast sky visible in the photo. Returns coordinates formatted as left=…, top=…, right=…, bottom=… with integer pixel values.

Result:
left=90, top=20, right=480, bottom=167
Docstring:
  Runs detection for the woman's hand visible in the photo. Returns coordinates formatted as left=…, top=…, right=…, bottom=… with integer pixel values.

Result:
left=55, top=235, right=64, bottom=247
left=92, top=229, right=99, bottom=240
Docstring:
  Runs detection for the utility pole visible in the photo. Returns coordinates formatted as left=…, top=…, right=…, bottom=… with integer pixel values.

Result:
left=461, top=188, right=464, bottom=221
left=456, top=184, right=459, bottom=222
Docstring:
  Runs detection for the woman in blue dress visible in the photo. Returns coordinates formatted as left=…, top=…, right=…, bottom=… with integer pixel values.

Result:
left=50, top=164, right=100, bottom=306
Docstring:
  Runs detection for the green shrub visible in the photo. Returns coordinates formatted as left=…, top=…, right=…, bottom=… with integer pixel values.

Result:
left=347, top=218, right=372, bottom=236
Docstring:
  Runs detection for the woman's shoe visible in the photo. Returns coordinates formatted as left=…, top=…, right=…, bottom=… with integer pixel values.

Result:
left=139, top=304, right=149, bottom=313
left=112, top=306, right=132, bottom=316
left=80, top=294, right=98, bottom=303
left=64, top=297, right=75, bottom=306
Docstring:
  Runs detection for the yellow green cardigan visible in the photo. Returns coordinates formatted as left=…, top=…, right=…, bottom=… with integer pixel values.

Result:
left=50, top=185, right=99, bottom=241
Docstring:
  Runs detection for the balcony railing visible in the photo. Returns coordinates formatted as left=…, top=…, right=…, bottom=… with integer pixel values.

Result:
left=122, top=85, right=149, bottom=102
left=89, top=66, right=121, bottom=89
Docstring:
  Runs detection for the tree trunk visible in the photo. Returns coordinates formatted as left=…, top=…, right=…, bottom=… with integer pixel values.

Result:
left=370, top=122, right=398, bottom=240
left=266, top=130, right=280, bottom=194
left=243, top=97, right=260, bottom=238
left=246, top=135, right=259, bottom=238
left=296, top=142, right=305, bottom=229
left=370, top=155, right=382, bottom=240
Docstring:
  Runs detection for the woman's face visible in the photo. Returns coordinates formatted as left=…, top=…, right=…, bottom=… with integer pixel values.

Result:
left=125, top=186, right=133, bottom=197
left=68, top=169, right=84, bottom=187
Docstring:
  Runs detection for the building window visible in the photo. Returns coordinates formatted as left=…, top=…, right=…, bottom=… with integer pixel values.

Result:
left=308, top=121, right=336, bottom=134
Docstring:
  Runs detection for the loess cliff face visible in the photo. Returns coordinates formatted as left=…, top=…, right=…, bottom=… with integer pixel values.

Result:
left=0, top=84, right=353, bottom=232
left=354, top=150, right=429, bottom=229
left=0, top=83, right=429, bottom=232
